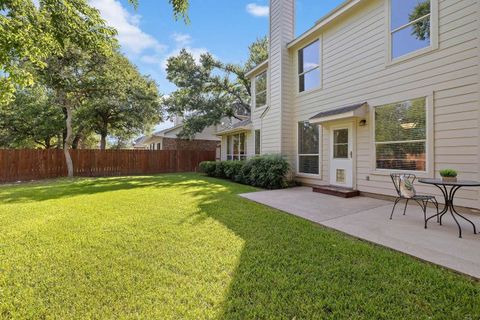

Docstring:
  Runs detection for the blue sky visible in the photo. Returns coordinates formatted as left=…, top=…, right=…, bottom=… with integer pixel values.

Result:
left=89, top=0, right=344, bottom=129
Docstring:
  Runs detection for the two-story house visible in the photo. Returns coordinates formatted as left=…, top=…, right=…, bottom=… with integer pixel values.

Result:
left=217, top=0, right=480, bottom=209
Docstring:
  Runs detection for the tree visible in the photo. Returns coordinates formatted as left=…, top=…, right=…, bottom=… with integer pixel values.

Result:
left=0, top=84, right=64, bottom=148
left=164, top=36, right=268, bottom=138
left=79, top=52, right=162, bottom=149
left=0, top=0, right=189, bottom=104
left=39, top=44, right=110, bottom=176
left=0, top=0, right=116, bottom=104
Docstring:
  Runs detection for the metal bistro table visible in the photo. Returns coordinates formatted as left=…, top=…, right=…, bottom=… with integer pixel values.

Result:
left=419, top=178, right=480, bottom=238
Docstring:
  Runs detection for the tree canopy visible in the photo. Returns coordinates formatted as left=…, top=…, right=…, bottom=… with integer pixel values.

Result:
left=0, top=0, right=190, bottom=104
left=163, top=36, right=268, bottom=138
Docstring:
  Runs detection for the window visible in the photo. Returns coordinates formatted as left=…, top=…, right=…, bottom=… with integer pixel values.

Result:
left=375, top=97, right=427, bottom=171
left=255, top=130, right=261, bottom=155
left=333, top=129, right=348, bottom=159
left=157, top=143, right=162, bottom=150
left=298, top=122, right=319, bottom=174
left=390, top=0, right=432, bottom=60
left=226, top=133, right=247, bottom=160
left=298, top=40, right=321, bottom=92
left=255, top=72, right=267, bottom=108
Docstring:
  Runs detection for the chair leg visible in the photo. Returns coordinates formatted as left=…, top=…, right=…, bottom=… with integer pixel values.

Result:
left=423, top=200, right=428, bottom=229
left=390, top=198, right=401, bottom=220
left=403, top=199, right=409, bottom=215
left=433, top=198, right=439, bottom=223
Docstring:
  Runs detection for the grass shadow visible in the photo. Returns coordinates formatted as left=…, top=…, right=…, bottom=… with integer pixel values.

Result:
left=188, top=182, right=480, bottom=319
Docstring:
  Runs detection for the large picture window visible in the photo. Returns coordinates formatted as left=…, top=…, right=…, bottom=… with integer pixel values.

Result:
left=255, top=72, right=267, bottom=108
left=298, top=122, right=319, bottom=174
left=298, top=40, right=320, bottom=93
left=226, top=133, right=247, bottom=160
left=375, top=98, right=427, bottom=171
left=390, top=0, right=432, bottom=59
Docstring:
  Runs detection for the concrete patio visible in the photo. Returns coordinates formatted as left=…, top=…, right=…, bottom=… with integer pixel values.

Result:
left=240, top=187, right=480, bottom=279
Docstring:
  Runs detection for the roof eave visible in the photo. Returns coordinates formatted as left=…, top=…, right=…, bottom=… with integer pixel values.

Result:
left=245, top=60, right=269, bottom=78
left=287, top=0, right=363, bottom=49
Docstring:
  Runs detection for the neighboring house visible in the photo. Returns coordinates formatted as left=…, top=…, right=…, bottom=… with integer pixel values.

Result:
left=218, top=0, right=480, bottom=209
left=134, top=120, right=221, bottom=158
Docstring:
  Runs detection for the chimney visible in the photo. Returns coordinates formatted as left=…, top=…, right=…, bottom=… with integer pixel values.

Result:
left=263, top=0, right=295, bottom=161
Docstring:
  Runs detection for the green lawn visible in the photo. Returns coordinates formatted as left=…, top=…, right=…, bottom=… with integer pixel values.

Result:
left=0, top=174, right=478, bottom=319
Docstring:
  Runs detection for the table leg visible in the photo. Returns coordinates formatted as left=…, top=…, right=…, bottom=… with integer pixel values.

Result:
left=425, top=185, right=448, bottom=228
left=450, top=186, right=477, bottom=236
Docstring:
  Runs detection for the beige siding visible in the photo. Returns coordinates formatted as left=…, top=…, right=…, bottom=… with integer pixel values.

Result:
left=292, top=0, right=480, bottom=208
left=263, top=0, right=295, bottom=157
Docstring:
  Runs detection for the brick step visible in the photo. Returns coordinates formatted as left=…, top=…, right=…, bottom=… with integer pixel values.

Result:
left=312, top=185, right=360, bottom=198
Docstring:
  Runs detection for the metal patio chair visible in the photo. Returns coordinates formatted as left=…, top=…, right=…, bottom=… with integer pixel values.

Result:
left=390, top=173, right=439, bottom=224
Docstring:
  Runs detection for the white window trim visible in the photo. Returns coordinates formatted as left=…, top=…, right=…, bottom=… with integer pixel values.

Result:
left=254, top=71, right=268, bottom=110
left=296, top=121, right=322, bottom=178
left=369, top=93, right=434, bottom=178
left=226, top=133, right=247, bottom=160
left=385, top=0, right=439, bottom=66
left=296, top=36, right=323, bottom=95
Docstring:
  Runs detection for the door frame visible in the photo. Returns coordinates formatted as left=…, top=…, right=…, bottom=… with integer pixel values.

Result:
left=328, top=120, right=357, bottom=189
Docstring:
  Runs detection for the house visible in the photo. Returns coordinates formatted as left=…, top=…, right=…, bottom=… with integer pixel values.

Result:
left=217, top=0, right=480, bottom=209
left=134, top=119, right=221, bottom=158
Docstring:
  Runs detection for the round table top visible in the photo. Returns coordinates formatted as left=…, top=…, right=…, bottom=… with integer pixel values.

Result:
left=418, top=178, right=480, bottom=187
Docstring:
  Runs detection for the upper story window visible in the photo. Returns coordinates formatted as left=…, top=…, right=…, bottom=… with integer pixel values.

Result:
left=255, top=72, right=267, bottom=108
left=390, top=0, right=432, bottom=60
left=298, top=40, right=321, bottom=93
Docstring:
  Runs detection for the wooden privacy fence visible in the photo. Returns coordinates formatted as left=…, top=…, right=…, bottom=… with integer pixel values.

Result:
left=0, top=149, right=215, bottom=183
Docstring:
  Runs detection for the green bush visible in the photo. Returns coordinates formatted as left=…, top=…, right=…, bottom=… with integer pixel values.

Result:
left=440, top=168, right=457, bottom=177
left=200, top=155, right=290, bottom=189
left=199, top=161, right=217, bottom=176
left=223, top=161, right=244, bottom=180
left=248, top=155, right=290, bottom=189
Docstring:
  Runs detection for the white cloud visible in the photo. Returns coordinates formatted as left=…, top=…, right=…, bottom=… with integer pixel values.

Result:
left=90, top=0, right=166, bottom=55
left=171, top=33, right=192, bottom=46
left=246, top=3, right=269, bottom=17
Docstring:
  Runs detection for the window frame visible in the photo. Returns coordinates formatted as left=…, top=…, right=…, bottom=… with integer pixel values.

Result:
left=386, top=0, right=439, bottom=65
left=297, top=37, right=322, bottom=94
left=254, top=71, right=267, bottom=109
left=370, top=94, right=434, bottom=177
left=296, top=121, right=322, bottom=177
left=226, top=132, right=247, bottom=161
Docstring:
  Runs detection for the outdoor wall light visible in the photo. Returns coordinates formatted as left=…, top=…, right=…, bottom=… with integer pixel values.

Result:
left=359, top=119, right=367, bottom=127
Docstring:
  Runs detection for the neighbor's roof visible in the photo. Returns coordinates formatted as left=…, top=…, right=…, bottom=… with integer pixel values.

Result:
left=288, top=0, right=364, bottom=49
left=152, top=124, right=183, bottom=137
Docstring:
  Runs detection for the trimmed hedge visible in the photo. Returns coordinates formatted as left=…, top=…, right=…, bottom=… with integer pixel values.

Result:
left=199, top=155, right=290, bottom=189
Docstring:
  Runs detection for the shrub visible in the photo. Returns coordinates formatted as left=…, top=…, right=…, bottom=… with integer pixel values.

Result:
left=248, top=154, right=290, bottom=189
left=223, top=161, right=244, bottom=180
left=440, top=168, right=457, bottom=177
left=199, top=161, right=217, bottom=176
left=200, top=155, right=290, bottom=189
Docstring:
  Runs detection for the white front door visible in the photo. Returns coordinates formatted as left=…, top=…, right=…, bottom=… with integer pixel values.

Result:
left=330, top=123, right=353, bottom=188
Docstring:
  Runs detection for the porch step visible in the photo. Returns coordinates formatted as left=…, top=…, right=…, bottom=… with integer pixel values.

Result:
left=312, top=185, right=360, bottom=198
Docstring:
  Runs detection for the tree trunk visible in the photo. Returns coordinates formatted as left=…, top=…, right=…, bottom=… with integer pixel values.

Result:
left=64, top=105, right=74, bottom=177
left=100, top=133, right=107, bottom=150
left=72, top=133, right=81, bottom=149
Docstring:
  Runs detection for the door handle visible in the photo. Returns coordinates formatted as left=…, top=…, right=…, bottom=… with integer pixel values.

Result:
left=350, top=151, right=353, bottom=158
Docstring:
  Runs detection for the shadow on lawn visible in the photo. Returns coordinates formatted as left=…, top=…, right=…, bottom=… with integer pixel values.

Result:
left=1, top=174, right=478, bottom=318
left=0, top=173, right=221, bottom=204
left=183, top=184, right=480, bottom=319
